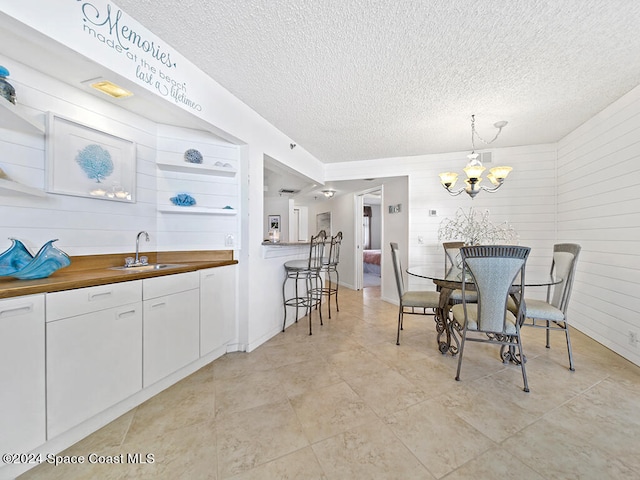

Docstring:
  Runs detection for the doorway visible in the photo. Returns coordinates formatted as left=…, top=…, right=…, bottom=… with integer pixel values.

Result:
left=356, top=188, right=382, bottom=290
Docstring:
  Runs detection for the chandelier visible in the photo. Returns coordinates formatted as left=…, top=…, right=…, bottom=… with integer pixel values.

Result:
left=439, top=115, right=512, bottom=198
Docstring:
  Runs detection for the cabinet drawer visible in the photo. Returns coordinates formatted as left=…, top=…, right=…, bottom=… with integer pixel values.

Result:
left=46, top=280, right=142, bottom=322
left=143, top=271, right=199, bottom=300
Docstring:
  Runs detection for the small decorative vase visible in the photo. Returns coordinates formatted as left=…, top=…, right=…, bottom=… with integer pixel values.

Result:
left=0, top=66, right=16, bottom=105
left=269, top=229, right=280, bottom=243
left=184, top=149, right=203, bottom=164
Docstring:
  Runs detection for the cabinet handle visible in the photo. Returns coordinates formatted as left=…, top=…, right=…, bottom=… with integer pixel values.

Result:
left=150, top=302, right=166, bottom=309
left=0, top=304, right=33, bottom=318
left=118, top=309, right=137, bottom=319
left=204, top=273, right=216, bottom=279
left=89, top=290, right=113, bottom=301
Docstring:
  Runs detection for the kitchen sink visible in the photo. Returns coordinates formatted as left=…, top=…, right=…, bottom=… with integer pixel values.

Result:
left=109, top=263, right=187, bottom=272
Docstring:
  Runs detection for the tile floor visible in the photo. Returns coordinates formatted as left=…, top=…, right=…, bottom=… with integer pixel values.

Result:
left=19, top=286, right=640, bottom=479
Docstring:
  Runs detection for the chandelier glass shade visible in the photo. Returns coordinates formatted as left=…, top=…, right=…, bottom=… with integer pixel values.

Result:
left=439, top=115, right=512, bottom=199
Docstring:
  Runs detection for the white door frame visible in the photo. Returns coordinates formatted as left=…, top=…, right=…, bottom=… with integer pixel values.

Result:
left=354, top=186, right=383, bottom=291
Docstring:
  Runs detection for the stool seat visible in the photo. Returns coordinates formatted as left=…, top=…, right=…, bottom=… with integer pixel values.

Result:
left=285, top=259, right=321, bottom=271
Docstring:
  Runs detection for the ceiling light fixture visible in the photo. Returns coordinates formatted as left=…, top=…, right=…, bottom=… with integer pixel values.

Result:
left=322, top=190, right=335, bottom=198
left=82, top=77, right=133, bottom=99
left=439, top=114, right=512, bottom=199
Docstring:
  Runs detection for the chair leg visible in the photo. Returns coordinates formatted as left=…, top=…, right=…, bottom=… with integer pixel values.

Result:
left=326, top=270, right=332, bottom=319
left=317, top=275, right=323, bottom=326
left=564, top=322, right=575, bottom=371
left=546, top=320, right=551, bottom=348
left=334, top=269, right=340, bottom=313
left=306, top=274, right=313, bottom=335
left=516, top=328, right=530, bottom=392
left=282, top=273, right=288, bottom=332
left=455, top=329, right=468, bottom=381
left=396, top=307, right=403, bottom=345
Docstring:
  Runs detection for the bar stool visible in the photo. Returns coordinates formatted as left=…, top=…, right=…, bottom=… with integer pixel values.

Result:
left=282, top=230, right=327, bottom=335
left=319, top=231, right=342, bottom=318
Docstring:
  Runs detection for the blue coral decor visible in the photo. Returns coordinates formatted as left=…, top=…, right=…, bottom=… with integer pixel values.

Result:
left=76, top=144, right=114, bottom=183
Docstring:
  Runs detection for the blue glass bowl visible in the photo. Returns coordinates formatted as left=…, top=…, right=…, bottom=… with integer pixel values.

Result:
left=0, top=238, right=34, bottom=275
left=0, top=239, right=71, bottom=280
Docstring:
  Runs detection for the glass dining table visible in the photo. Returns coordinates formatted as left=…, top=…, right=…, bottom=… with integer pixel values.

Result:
left=406, top=265, right=561, bottom=358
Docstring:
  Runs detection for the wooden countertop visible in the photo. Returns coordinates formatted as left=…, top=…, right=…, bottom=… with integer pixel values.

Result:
left=0, top=250, right=237, bottom=299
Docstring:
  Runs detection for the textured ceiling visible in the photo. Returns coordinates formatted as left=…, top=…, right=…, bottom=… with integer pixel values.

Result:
left=114, top=0, right=640, bottom=163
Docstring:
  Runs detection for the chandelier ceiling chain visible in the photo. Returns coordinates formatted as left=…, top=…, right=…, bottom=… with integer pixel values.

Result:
left=438, top=114, right=513, bottom=199
left=470, top=114, right=507, bottom=149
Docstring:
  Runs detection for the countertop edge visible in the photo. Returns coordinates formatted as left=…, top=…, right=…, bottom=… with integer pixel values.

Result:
left=0, top=260, right=238, bottom=299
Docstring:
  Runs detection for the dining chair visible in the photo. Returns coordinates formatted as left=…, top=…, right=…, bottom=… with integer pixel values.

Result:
left=390, top=242, right=440, bottom=345
left=319, top=231, right=342, bottom=318
left=443, top=241, right=464, bottom=276
left=511, top=243, right=581, bottom=371
left=442, top=241, right=477, bottom=304
left=282, top=230, right=327, bottom=335
left=452, top=245, right=531, bottom=392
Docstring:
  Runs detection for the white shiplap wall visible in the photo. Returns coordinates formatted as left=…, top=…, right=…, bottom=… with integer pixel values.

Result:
left=0, top=56, right=240, bottom=257
left=325, top=143, right=559, bottom=299
left=402, top=144, right=559, bottom=304
left=0, top=56, right=158, bottom=256
left=155, top=125, right=240, bottom=250
left=557, top=84, right=640, bottom=365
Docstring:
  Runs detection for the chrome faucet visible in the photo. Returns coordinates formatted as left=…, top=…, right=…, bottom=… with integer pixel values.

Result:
left=134, top=231, right=150, bottom=265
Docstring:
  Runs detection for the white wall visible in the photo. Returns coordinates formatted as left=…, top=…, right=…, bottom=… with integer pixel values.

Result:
left=0, top=55, right=158, bottom=256
left=155, top=124, right=241, bottom=250
left=368, top=203, right=382, bottom=249
left=381, top=177, right=409, bottom=303
left=326, top=143, right=558, bottom=292
left=310, top=194, right=356, bottom=288
left=556, top=83, right=640, bottom=366
left=264, top=195, right=289, bottom=240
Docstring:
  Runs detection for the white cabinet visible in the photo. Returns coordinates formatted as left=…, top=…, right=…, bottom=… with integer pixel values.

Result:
left=46, top=282, right=142, bottom=438
left=200, top=265, right=236, bottom=356
left=143, top=272, right=200, bottom=387
left=0, top=294, right=45, bottom=453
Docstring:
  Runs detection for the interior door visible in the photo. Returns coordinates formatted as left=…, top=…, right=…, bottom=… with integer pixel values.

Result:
left=354, top=194, right=364, bottom=290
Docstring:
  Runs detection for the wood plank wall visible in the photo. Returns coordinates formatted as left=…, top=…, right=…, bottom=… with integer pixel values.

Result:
left=0, top=55, right=240, bottom=257
left=557, top=84, right=640, bottom=365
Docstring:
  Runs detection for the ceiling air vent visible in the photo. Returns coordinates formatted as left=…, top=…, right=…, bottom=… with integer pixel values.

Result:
left=278, top=188, right=299, bottom=195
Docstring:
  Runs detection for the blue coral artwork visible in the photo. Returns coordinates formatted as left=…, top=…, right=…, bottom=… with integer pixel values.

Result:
left=46, top=112, right=136, bottom=202
left=76, top=144, right=114, bottom=183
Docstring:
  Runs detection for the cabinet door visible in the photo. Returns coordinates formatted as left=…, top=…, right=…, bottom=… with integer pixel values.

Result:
left=200, top=265, right=236, bottom=356
left=0, top=295, right=45, bottom=453
left=143, top=288, right=200, bottom=387
left=46, top=303, right=142, bottom=438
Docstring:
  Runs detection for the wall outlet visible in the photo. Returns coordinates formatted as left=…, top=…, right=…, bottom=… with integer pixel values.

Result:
left=417, top=235, right=424, bottom=245
left=629, top=330, right=638, bottom=347
left=225, top=234, right=234, bottom=247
